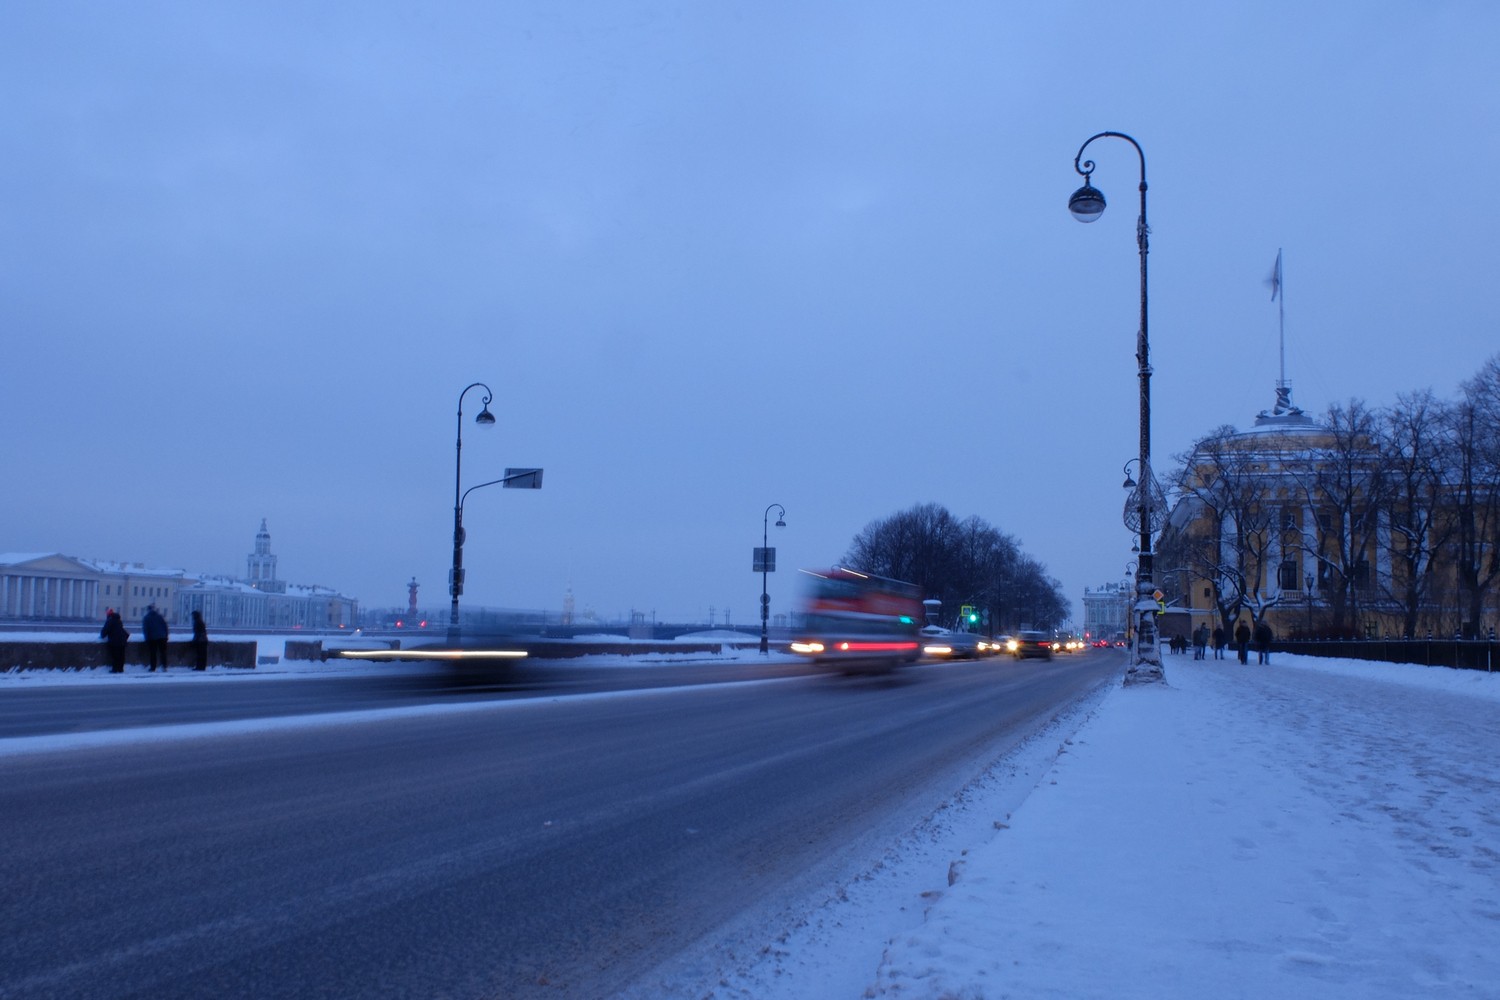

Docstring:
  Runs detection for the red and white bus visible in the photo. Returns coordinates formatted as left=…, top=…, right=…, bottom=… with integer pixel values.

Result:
left=789, top=567, right=924, bottom=672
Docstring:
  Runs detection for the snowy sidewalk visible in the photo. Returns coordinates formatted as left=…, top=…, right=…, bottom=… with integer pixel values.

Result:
left=867, top=655, right=1500, bottom=999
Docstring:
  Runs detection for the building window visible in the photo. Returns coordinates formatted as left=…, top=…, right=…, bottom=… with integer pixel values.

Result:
left=1277, top=561, right=1299, bottom=591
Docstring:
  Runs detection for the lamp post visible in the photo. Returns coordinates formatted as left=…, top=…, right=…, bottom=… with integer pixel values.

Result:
left=759, top=504, right=786, bottom=654
left=449, top=382, right=496, bottom=646
left=1070, top=131, right=1164, bottom=684
left=1305, top=571, right=1315, bottom=637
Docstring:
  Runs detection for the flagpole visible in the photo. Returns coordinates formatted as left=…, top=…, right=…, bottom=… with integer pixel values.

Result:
left=1276, top=248, right=1285, bottom=390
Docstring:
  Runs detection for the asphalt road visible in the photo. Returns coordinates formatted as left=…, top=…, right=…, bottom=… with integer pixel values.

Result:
left=0, top=652, right=1120, bottom=998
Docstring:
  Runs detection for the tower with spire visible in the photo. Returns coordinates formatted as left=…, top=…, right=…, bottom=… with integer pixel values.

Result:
left=247, top=518, right=286, bottom=593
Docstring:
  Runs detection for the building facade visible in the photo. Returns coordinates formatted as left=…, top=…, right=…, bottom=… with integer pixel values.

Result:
left=1157, top=389, right=1499, bottom=640
left=0, top=554, right=106, bottom=622
left=1081, top=581, right=1132, bottom=642
left=1, top=521, right=357, bottom=630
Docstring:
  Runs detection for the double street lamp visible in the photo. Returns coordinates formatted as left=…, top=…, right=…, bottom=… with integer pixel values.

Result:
left=758, top=504, right=786, bottom=654
left=1070, top=131, right=1165, bottom=685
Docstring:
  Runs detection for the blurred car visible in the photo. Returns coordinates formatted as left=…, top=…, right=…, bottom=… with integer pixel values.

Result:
left=976, top=635, right=1010, bottom=656
left=921, top=627, right=983, bottom=659
left=1012, top=630, right=1054, bottom=660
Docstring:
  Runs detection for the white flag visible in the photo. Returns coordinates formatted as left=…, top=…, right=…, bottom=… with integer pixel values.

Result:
left=1267, top=249, right=1282, bottom=301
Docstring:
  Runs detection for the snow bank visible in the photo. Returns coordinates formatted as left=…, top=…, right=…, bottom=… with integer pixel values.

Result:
left=864, top=655, right=1500, bottom=998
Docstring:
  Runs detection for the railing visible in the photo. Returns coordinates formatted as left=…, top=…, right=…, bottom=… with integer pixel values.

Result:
left=1275, top=638, right=1498, bottom=672
left=1, top=640, right=259, bottom=671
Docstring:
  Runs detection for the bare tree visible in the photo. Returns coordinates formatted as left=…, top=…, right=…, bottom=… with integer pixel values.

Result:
left=1165, top=425, right=1279, bottom=635
left=843, top=503, right=1067, bottom=630
left=1377, top=390, right=1452, bottom=637
left=1290, top=399, right=1389, bottom=636
left=1447, top=355, right=1500, bottom=637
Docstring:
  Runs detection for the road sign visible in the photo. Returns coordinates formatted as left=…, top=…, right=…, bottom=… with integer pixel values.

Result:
left=503, top=468, right=544, bottom=489
left=753, top=547, right=776, bottom=572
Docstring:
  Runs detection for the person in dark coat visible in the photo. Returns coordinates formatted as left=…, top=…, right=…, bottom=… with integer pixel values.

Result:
left=100, top=609, right=129, bottom=673
left=1212, top=625, right=1226, bottom=659
left=1192, top=624, right=1209, bottom=660
left=1254, top=620, right=1273, bottom=664
left=142, top=604, right=170, bottom=672
left=190, top=610, right=209, bottom=671
left=1234, top=620, right=1251, bottom=664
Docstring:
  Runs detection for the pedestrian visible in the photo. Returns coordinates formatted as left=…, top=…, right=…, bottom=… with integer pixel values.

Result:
left=190, top=610, right=209, bottom=670
left=142, top=604, right=170, bottom=672
left=100, top=608, right=129, bottom=673
left=1212, top=626, right=1226, bottom=659
left=1235, top=620, right=1251, bottom=664
left=1254, top=620, right=1273, bottom=664
left=1193, top=623, right=1209, bottom=660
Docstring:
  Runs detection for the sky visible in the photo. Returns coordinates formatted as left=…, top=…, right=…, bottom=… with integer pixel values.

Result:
left=6, top=645, right=1496, bottom=997
left=4, top=2, right=1498, bottom=625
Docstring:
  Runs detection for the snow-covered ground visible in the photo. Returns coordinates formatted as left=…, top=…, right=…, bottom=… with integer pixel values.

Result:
left=5, top=643, right=1497, bottom=997
left=720, top=653, right=1500, bottom=999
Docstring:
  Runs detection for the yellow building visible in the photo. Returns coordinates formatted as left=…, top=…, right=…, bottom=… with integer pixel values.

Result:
left=1158, top=388, right=1499, bottom=640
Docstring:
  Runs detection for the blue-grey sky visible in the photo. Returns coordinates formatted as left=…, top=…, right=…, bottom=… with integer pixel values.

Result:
left=4, top=2, right=1496, bottom=625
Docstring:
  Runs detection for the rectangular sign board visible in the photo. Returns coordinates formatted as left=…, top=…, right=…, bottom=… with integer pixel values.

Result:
left=503, top=468, right=544, bottom=489
left=753, top=547, right=776, bottom=572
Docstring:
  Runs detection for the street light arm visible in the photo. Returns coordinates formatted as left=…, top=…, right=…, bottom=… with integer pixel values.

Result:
left=461, top=469, right=539, bottom=508
left=458, top=381, right=495, bottom=416
left=1074, top=131, right=1146, bottom=186
left=455, top=382, right=496, bottom=507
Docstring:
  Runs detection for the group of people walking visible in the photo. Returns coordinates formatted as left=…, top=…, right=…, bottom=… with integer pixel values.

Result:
left=1178, top=619, right=1274, bottom=664
left=99, top=606, right=209, bottom=673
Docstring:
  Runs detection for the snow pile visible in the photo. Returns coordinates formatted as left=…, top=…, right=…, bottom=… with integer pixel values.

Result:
left=864, top=655, right=1500, bottom=999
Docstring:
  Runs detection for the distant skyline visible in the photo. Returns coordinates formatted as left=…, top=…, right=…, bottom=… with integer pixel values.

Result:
left=4, top=2, right=1497, bottom=624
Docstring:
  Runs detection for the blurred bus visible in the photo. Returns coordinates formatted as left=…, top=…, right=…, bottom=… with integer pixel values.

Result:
left=789, top=567, right=924, bottom=672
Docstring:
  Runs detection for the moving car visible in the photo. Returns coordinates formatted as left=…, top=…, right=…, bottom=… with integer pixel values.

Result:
left=1011, top=630, right=1054, bottom=660
left=920, top=628, right=983, bottom=659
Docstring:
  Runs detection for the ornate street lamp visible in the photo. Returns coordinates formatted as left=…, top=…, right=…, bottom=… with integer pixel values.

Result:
left=759, top=504, right=786, bottom=654
left=1070, top=131, right=1165, bottom=685
left=449, top=382, right=496, bottom=646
